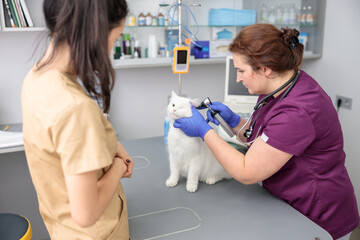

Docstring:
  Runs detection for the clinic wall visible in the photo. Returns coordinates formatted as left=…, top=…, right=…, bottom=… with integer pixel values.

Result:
left=302, top=0, right=360, bottom=216
left=0, top=32, right=46, bottom=123
left=109, top=64, right=225, bottom=140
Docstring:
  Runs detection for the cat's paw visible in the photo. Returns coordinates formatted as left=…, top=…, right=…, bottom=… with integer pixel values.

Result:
left=186, top=183, right=198, bottom=192
left=205, top=176, right=222, bottom=185
left=166, top=178, right=178, bottom=188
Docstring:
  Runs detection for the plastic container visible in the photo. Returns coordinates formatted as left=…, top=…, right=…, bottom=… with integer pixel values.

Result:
left=164, top=116, right=170, bottom=144
left=209, top=8, right=256, bottom=26
left=147, top=34, right=158, bottom=58
left=298, top=32, right=308, bottom=51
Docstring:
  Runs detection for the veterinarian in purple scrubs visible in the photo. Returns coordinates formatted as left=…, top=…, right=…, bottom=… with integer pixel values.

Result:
left=173, top=23, right=359, bottom=240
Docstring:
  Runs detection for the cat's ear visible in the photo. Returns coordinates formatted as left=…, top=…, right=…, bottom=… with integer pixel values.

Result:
left=171, top=91, right=177, bottom=98
left=190, top=98, right=203, bottom=108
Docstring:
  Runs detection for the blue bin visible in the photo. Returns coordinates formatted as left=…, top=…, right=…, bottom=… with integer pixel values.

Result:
left=209, top=8, right=256, bottom=26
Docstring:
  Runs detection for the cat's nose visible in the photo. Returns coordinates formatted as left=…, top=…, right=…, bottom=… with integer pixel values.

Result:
left=173, top=109, right=176, bottom=112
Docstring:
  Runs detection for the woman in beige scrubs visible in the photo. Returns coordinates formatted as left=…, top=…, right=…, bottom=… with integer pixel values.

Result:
left=21, top=0, right=133, bottom=239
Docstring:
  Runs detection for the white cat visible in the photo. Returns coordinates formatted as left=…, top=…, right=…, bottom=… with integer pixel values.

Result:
left=166, top=91, right=231, bottom=192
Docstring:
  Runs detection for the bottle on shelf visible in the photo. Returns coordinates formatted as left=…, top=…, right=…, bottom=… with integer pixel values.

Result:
left=138, top=12, right=146, bottom=26
left=130, top=37, right=135, bottom=57
left=125, top=40, right=131, bottom=55
left=159, top=42, right=166, bottom=58
left=151, top=15, right=158, bottom=26
left=259, top=3, right=268, bottom=23
left=299, top=6, right=307, bottom=24
left=114, top=38, right=122, bottom=59
left=145, top=12, right=152, bottom=26
left=296, top=6, right=302, bottom=24
left=275, top=4, right=283, bottom=24
left=268, top=6, right=276, bottom=24
left=306, top=6, right=314, bottom=24
left=148, top=34, right=158, bottom=58
left=127, top=11, right=136, bottom=26
left=288, top=3, right=296, bottom=25
left=158, top=10, right=165, bottom=26
left=283, top=3, right=290, bottom=24
left=134, top=40, right=141, bottom=58
left=122, top=33, right=131, bottom=55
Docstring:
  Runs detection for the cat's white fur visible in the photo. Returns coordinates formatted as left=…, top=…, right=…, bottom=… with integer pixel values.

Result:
left=166, top=91, right=231, bottom=192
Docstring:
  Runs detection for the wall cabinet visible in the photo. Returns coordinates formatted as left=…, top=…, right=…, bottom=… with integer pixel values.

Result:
left=0, top=0, right=326, bottom=69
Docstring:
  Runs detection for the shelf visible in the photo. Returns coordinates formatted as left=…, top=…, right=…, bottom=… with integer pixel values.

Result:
left=0, top=22, right=317, bottom=32
left=0, top=26, right=46, bottom=32
left=113, top=57, right=226, bottom=69
left=303, top=51, right=321, bottom=59
left=125, top=25, right=170, bottom=29
left=124, top=23, right=317, bottom=29
left=112, top=52, right=320, bottom=69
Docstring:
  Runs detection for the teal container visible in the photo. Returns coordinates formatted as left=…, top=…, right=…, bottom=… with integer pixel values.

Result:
left=164, top=116, right=170, bottom=144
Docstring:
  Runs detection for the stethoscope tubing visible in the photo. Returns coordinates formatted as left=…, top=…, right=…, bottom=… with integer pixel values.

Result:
left=242, top=70, right=300, bottom=141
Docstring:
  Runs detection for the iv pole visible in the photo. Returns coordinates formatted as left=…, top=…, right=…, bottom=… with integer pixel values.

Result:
left=177, top=0, right=183, bottom=96
left=161, top=1, right=201, bottom=96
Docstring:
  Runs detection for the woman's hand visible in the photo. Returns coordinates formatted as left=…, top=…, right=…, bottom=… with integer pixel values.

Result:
left=207, top=102, right=241, bottom=128
left=115, top=142, right=134, bottom=178
left=112, top=156, right=128, bottom=177
left=173, top=105, right=212, bottom=140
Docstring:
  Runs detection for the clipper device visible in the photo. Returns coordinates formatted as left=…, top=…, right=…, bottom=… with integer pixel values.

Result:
left=198, top=97, right=236, bottom=138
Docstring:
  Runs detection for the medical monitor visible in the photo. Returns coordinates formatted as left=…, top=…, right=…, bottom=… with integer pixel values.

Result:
left=224, top=55, right=258, bottom=107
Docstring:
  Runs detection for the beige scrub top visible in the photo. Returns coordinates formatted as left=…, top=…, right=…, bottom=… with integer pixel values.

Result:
left=21, top=66, right=129, bottom=240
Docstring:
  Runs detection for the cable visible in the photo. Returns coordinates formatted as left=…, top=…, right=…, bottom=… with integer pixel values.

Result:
left=167, top=2, right=201, bottom=49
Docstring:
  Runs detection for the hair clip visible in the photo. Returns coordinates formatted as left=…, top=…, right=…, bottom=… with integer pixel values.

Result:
left=289, top=36, right=299, bottom=50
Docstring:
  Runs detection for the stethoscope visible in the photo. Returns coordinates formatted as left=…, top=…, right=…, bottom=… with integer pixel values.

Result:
left=237, top=71, right=300, bottom=142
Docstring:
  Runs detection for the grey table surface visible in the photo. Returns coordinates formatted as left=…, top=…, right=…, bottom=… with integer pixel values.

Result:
left=121, top=136, right=332, bottom=240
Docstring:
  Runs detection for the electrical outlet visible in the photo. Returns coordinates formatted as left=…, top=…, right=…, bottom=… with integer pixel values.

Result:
left=336, top=95, right=352, bottom=110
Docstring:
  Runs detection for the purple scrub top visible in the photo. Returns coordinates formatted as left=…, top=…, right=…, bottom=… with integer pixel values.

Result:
left=248, top=70, right=359, bottom=239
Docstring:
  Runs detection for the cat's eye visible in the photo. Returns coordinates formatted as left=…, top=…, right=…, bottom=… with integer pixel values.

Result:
left=172, top=104, right=175, bottom=107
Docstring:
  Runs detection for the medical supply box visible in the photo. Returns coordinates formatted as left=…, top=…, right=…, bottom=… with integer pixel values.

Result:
left=209, top=40, right=231, bottom=58
left=209, top=8, right=256, bottom=26
left=191, top=41, right=209, bottom=59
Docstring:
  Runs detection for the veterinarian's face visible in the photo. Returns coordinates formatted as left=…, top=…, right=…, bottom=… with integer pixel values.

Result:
left=233, top=53, right=267, bottom=95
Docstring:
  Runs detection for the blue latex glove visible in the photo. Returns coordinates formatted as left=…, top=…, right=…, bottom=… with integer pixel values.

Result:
left=207, top=102, right=241, bottom=128
left=173, top=105, right=212, bottom=140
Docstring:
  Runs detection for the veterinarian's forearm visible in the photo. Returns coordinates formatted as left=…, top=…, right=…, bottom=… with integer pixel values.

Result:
left=204, top=130, right=252, bottom=184
left=232, top=118, right=250, bottom=142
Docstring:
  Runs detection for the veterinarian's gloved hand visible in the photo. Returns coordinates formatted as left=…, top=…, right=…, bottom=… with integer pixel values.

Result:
left=207, top=102, right=241, bottom=128
left=174, top=105, right=212, bottom=140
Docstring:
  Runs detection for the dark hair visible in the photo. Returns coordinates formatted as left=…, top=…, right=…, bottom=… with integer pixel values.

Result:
left=39, top=0, right=128, bottom=113
left=229, top=23, right=303, bottom=73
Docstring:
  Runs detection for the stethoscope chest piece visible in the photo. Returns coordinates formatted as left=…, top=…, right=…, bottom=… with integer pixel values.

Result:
left=244, top=128, right=253, bottom=139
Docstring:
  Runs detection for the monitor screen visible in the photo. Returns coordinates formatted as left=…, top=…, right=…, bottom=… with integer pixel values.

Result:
left=224, top=55, right=258, bottom=105
left=177, top=50, right=188, bottom=64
